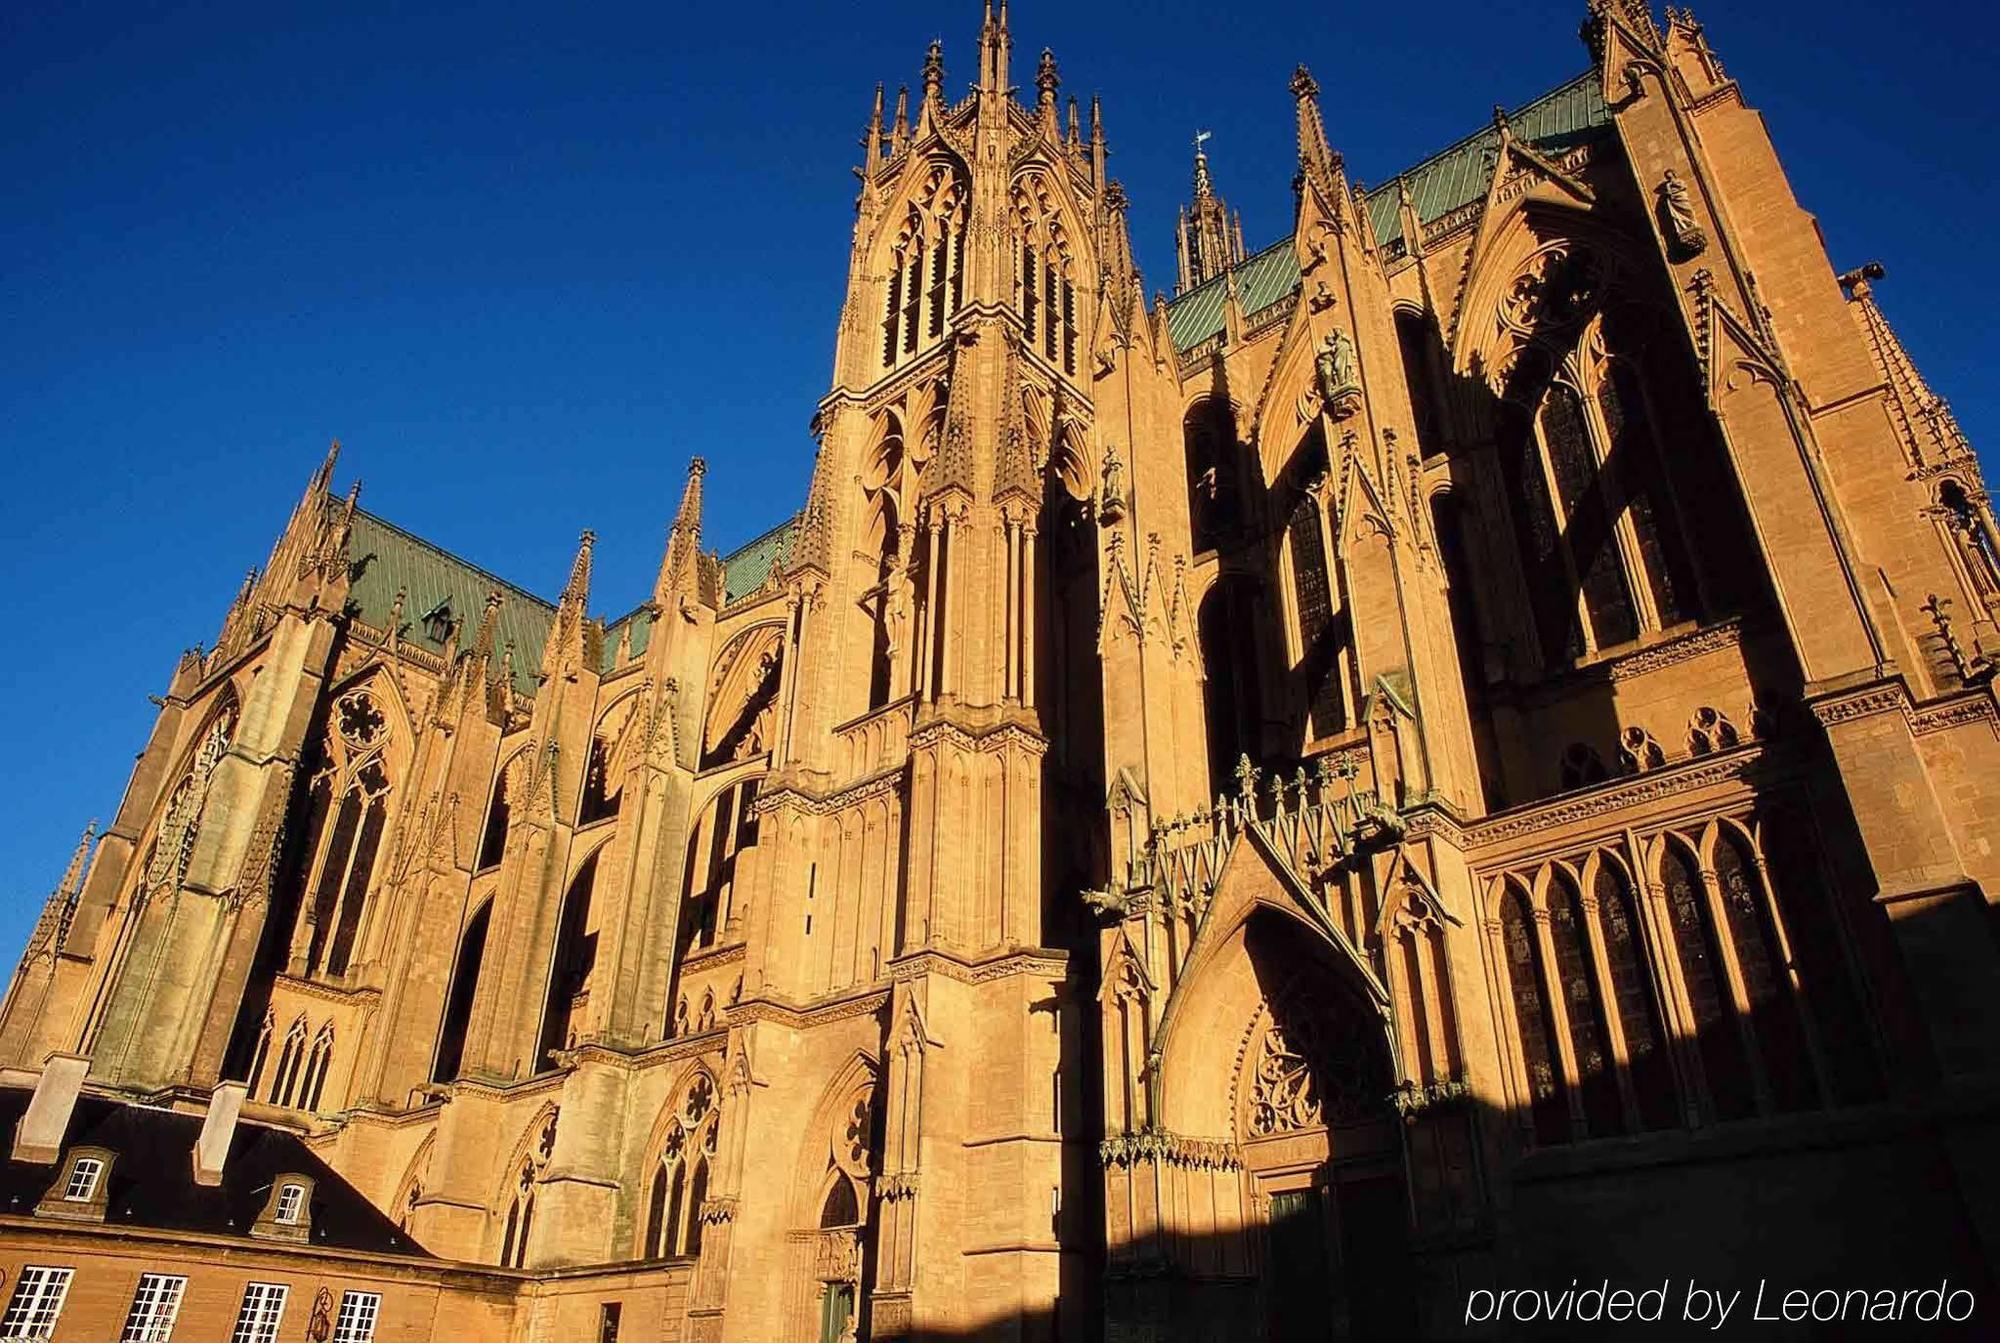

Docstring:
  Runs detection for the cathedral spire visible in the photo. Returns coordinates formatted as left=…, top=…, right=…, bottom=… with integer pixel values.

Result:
left=1089, top=93, right=1107, bottom=189
left=1036, top=49, right=1060, bottom=131
left=922, top=39, right=946, bottom=112
left=1841, top=262, right=1974, bottom=469
left=540, top=528, right=596, bottom=681
left=1175, top=131, right=1244, bottom=295
left=25, top=821, right=96, bottom=958
left=892, top=85, right=911, bottom=153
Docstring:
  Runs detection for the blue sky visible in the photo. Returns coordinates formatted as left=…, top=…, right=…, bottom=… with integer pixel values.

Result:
left=2, top=0, right=1994, bottom=953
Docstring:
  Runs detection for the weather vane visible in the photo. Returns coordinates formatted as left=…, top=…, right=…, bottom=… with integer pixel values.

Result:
left=1194, top=129, right=1213, bottom=155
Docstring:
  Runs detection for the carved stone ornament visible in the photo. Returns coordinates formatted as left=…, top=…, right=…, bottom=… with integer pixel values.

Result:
left=1098, top=444, right=1128, bottom=522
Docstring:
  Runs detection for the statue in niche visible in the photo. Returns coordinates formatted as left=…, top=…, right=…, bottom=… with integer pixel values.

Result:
left=1316, top=329, right=1363, bottom=420
left=882, top=558, right=913, bottom=662
left=1098, top=444, right=1127, bottom=522
left=1657, top=169, right=1708, bottom=257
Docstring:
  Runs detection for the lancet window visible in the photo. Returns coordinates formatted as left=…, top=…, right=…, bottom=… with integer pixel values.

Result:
left=1489, top=246, right=1697, bottom=670
left=141, top=691, right=240, bottom=902
left=882, top=165, right=966, bottom=369
left=1487, top=817, right=1882, bottom=1144
left=536, top=854, right=600, bottom=1069
left=645, top=1073, right=720, bottom=1259
left=1499, top=887, right=1568, bottom=1144
left=1012, top=172, right=1078, bottom=377
left=1284, top=427, right=1348, bottom=739
left=292, top=689, right=393, bottom=981
left=431, top=901, right=490, bottom=1084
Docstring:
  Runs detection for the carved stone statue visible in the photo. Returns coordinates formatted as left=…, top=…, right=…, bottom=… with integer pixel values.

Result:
left=1316, top=329, right=1363, bottom=419
left=1098, top=444, right=1127, bottom=521
left=1657, top=169, right=1707, bottom=256
left=882, top=562, right=912, bottom=660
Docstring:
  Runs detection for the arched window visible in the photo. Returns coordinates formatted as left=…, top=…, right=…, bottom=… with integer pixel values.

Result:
left=500, top=1163, right=535, bottom=1269
left=1197, top=578, right=1264, bottom=796
left=1395, top=308, right=1447, bottom=457
left=433, top=902, right=491, bottom=1084
left=577, top=736, right=617, bottom=825
left=1183, top=399, right=1234, bottom=552
left=270, top=1016, right=308, bottom=1107
left=1659, top=843, right=1753, bottom=1120
left=1286, top=483, right=1345, bottom=739
left=301, top=1026, right=335, bottom=1112
left=645, top=1087, right=720, bottom=1258
left=820, top=1174, right=860, bottom=1229
left=1939, top=478, right=2000, bottom=603
left=1500, top=889, right=1568, bottom=1144
left=673, top=780, right=760, bottom=971
left=883, top=168, right=966, bottom=369
left=1593, top=862, right=1678, bottom=1129
left=1758, top=812, right=1882, bottom=1105
left=1547, top=873, right=1620, bottom=1137
left=1712, top=830, right=1814, bottom=1112
left=1491, top=257, right=1700, bottom=671
left=143, top=693, right=240, bottom=900
left=244, top=1012, right=275, bottom=1096
left=478, top=771, right=510, bottom=871
left=301, top=756, right=390, bottom=980
left=536, top=855, right=599, bottom=1070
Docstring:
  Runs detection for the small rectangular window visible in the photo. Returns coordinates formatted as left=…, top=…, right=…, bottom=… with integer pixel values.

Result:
left=63, top=1157, right=103, bottom=1201
left=231, top=1282, right=289, bottom=1343
left=598, top=1302, right=623, bottom=1343
left=275, top=1182, right=306, bottom=1224
left=330, top=1290, right=382, bottom=1343
left=0, top=1267, right=75, bottom=1340
left=120, top=1274, right=187, bottom=1342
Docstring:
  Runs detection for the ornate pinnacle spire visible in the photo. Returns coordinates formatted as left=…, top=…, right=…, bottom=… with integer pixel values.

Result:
left=26, top=821, right=96, bottom=957
left=922, top=39, right=945, bottom=106
left=1291, top=65, right=1341, bottom=195
left=892, top=85, right=910, bottom=150
left=979, top=0, right=1011, bottom=95
left=1841, top=262, right=1974, bottom=469
left=1192, top=130, right=1215, bottom=201
left=563, top=529, right=594, bottom=608
left=471, top=590, right=503, bottom=662
left=656, top=458, right=709, bottom=605
left=1067, top=95, right=1081, bottom=148
left=1037, top=48, right=1060, bottom=114
left=865, top=82, right=885, bottom=175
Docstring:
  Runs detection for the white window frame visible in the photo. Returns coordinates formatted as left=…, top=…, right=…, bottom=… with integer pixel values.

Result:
left=230, top=1282, right=289, bottom=1343
left=62, top=1156, right=103, bottom=1202
left=274, top=1182, right=306, bottom=1224
left=120, top=1273, right=188, bottom=1343
left=331, top=1290, right=382, bottom=1343
left=0, top=1266, right=74, bottom=1340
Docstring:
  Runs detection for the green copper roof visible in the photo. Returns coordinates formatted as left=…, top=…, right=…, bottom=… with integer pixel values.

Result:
left=1365, top=73, right=1610, bottom=251
left=1164, top=73, right=1610, bottom=354
left=1166, top=239, right=1303, bottom=353
left=346, top=510, right=554, bottom=696
left=721, top=517, right=797, bottom=605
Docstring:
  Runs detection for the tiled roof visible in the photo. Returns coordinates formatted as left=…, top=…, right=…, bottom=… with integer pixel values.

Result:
left=0, top=1087, right=429, bottom=1256
left=720, top=517, right=798, bottom=605
left=345, top=509, right=553, bottom=697
left=1165, top=239, right=1302, bottom=354
left=1365, top=73, right=1610, bottom=251
left=1163, top=72, right=1611, bottom=354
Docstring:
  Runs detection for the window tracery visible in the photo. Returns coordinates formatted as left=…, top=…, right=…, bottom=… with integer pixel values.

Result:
left=646, top=1073, right=722, bottom=1259
left=1499, top=888, right=1568, bottom=1144
left=1488, top=243, right=1698, bottom=669
left=142, top=694, right=240, bottom=902
left=882, top=164, right=966, bottom=369
left=290, top=687, right=393, bottom=981
left=1243, top=985, right=1389, bottom=1137
left=1011, top=172, right=1078, bottom=377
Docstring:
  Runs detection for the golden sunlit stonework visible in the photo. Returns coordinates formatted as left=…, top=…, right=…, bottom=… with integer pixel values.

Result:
left=4, top=3, right=1999, bottom=1339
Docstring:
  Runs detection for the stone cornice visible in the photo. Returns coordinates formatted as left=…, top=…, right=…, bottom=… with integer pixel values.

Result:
left=728, top=989, right=890, bottom=1032
left=1463, top=744, right=1771, bottom=851
left=890, top=946, right=1070, bottom=986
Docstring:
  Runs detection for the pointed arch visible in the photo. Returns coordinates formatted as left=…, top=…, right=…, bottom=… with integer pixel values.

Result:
left=432, top=898, right=492, bottom=1084
left=1655, top=833, right=1752, bottom=1120
left=1590, top=852, right=1678, bottom=1129
left=535, top=853, right=600, bottom=1070
left=1498, top=883, right=1568, bottom=1144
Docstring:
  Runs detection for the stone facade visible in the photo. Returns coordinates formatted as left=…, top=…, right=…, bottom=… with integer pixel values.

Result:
left=4, top=2, right=1999, bottom=1339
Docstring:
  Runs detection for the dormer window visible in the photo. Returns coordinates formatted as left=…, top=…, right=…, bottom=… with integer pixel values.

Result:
left=420, top=599, right=455, bottom=644
left=60, top=1158, right=101, bottom=1202
left=275, top=1181, right=306, bottom=1225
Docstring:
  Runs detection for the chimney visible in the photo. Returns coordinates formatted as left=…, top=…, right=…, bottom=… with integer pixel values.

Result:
left=12, top=1054, right=89, bottom=1164
left=192, top=1082, right=247, bottom=1187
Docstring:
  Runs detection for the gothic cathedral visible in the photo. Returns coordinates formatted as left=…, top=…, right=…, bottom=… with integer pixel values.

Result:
left=5, top=3, right=2000, bottom=1340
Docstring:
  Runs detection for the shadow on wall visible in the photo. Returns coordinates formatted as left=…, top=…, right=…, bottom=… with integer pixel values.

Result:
left=853, top=885, right=1995, bottom=1342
